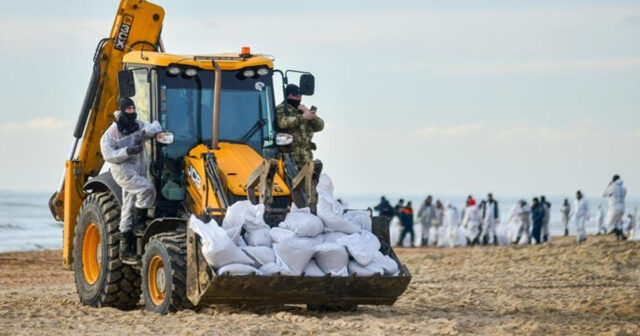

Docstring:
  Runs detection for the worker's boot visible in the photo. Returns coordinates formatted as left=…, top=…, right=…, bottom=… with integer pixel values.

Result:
left=119, top=230, right=137, bottom=261
left=132, top=207, right=148, bottom=236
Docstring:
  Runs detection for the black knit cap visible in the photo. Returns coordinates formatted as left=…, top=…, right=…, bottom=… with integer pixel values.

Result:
left=285, top=84, right=301, bottom=97
left=119, top=97, right=135, bottom=112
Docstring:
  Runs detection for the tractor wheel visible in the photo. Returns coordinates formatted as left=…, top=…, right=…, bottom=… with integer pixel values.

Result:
left=141, top=232, right=190, bottom=314
left=73, top=192, right=141, bottom=309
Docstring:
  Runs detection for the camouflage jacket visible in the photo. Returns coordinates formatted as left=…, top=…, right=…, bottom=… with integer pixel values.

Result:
left=275, top=102, right=324, bottom=169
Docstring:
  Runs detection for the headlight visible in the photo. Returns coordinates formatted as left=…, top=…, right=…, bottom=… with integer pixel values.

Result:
left=184, top=68, right=198, bottom=77
left=155, top=131, right=175, bottom=145
left=256, top=67, right=269, bottom=76
left=275, top=133, right=293, bottom=146
left=242, top=69, right=256, bottom=78
left=167, top=66, right=181, bottom=76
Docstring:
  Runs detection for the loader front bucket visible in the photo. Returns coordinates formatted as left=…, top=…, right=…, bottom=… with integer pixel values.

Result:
left=186, top=216, right=411, bottom=307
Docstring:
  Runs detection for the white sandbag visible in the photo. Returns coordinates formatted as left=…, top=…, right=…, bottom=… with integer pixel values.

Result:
left=244, top=227, right=273, bottom=246
left=258, top=262, right=297, bottom=276
left=235, top=236, right=247, bottom=247
left=373, top=251, right=399, bottom=275
left=347, top=260, right=384, bottom=276
left=303, top=260, right=325, bottom=277
left=273, top=238, right=315, bottom=275
left=217, top=263, right=261, bottom=276
left=225, top=225, right=243, bottom=242
left=223, top=200, right=269, bottom=233
left=344, top=210, right=372, bottom=232
left=337, top=231, right=381, bottom=266
left=279, top=206, right=324, bottom=237
left=270, top=227, right=295, bottom=243
left=316, top=173, right=335, bottom=197
left=240, top=246, right=275, bottom=267
left=317, top=196, right=360, bottom=234
left=305, top=234, right=324, bottom=246
left=188, top=215, right=253, bottom=269
left=323, top=231, right=347, bottom=244
left=314, top=243, right=349, bottom=276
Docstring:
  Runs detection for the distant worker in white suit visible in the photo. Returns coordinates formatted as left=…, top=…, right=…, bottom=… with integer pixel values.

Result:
left=570, top=190, right=589, bottom=244
left=417, top=195, right=435, bottom=246
left=594, top=205, right=605, bottom=235
left=560, top=198, right=571, bottom=236
left=603, top=175, right=627, bottom=241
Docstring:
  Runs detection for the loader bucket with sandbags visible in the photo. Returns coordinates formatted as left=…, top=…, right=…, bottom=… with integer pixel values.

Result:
left=182, top=171, right=411, bottom=310
left=186, top=214, right=411, bottom=309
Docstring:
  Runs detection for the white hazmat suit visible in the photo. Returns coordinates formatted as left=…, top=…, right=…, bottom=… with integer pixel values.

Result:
left=560, top=202, right=571, bottom=236
left=594, top=205, right=605, bottom=235
left=603, top=179, right=626, bottom=238
left=570, top=197, right=589, bottom=243
left=514, top=203, right=532, bottom=244
left=100, top=111, right=162, bottom=232
left=480, top=200, right=499, bottom=245
left=417, top=202, right=435, bottom=245
left=462, top=204, right=481, bottom=244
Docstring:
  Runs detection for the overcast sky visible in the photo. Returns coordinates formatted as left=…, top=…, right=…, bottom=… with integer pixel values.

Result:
left=0, top=0, right=638, bottom=199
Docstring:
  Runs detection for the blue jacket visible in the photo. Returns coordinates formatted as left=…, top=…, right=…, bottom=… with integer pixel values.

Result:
left=531, top=204, right=546, bottom=225
left=374, top=199, right=394, bottom=217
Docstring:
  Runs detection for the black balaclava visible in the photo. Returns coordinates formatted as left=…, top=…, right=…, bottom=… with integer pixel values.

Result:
left=285, top=84, right=302, bottom=109
left=287, top=98, right=301, bottom=109
left=116, top=97, right=139, bottom=134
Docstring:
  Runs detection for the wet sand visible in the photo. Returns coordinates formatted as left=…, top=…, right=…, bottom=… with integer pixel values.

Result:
left=0, top=235, right=638, bottom=335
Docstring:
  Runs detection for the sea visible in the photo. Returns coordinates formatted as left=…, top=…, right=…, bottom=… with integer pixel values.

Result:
left=1, top=190, right=638, bottom=253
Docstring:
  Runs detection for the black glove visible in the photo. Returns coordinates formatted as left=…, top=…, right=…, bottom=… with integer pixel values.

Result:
left=126, top=145, right=142, bottom=155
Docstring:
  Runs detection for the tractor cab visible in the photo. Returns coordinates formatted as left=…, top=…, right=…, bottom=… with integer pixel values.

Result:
left=118, top=49, right=314, bottom=218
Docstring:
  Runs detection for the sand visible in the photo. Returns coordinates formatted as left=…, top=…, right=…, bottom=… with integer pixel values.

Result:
left=0, top=235, right=639, bottom=336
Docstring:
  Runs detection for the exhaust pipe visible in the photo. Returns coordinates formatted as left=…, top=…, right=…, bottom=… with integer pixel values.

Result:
left=211, top=60, right=221, bottom=149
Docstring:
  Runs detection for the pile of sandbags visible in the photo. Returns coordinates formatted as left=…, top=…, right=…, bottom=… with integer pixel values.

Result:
left=189, top=174, right=400, bottom=277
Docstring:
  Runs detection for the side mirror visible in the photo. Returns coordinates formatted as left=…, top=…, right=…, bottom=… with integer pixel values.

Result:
left=299, top=74, right=315, bottom=96
left=155, top=131, right=175, bottom=145
left=118, top=70, right=136, bottom=98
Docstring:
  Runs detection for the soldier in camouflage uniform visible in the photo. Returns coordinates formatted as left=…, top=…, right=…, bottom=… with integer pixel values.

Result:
left=276, top=84, right=324, bottom=170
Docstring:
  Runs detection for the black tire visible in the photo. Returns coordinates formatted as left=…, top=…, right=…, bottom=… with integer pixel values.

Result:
left=141, top=232, right=190, bottom=314
left=73, top=192, right=141, bottom=309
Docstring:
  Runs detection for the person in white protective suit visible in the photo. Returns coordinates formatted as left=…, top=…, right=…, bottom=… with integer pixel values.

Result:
left=570, top=190, right=589, bottom=244
left=417, top=195, right=435, bottom=246
left=513, top=200, right=532, bottom=244
left=100, top=97, right=162, bottom=260
left=480, top=193, right=499, bottom=245
left=602, top=175, right=627, bottom=241
left=594, top=205, right=605, bottom=235
left=560, top=198, right=571, bottom=236
left=462, top=198, right=481, bottom=245
left=623, top=214, right=635, bottom=235
left=540, top=195, right=551, bottom=242
left=443, top=203, right=461, bottom=247
left=433, top=200, right=444, bottom=245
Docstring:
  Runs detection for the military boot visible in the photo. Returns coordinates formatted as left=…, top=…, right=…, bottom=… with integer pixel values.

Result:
left=132, top=207, right=148, bottom=236
left=119, top=231, right=137, bottom=261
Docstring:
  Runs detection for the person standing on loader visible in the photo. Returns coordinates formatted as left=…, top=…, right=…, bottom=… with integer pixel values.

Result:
left=276, top=84, right=324, bottom=170
left=100, top=97, right=162, bottom=260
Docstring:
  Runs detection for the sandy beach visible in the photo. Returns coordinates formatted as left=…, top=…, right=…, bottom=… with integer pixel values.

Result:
left=0, top=235, right=638, bottom=336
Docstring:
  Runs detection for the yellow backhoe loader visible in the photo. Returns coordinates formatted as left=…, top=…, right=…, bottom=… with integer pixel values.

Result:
left=49, top=0, right=410, bottom=314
